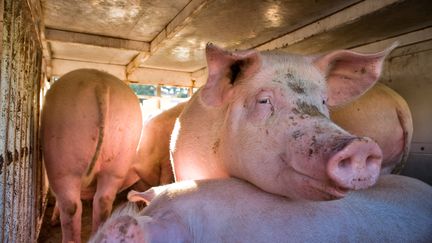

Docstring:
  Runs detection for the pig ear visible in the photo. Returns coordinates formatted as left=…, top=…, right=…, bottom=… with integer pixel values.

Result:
left=128, top=189, right=157, bottom=204
left=201, top=43, right=261, bottom=106
left=313, top=43, right=397, bottom=107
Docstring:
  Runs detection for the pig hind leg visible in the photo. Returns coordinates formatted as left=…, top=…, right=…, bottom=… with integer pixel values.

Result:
left=50, top=199, right=60, bottom=226
left=92, top=172, right=128, bottom=234
left=53, top=177, right=83, bottom=243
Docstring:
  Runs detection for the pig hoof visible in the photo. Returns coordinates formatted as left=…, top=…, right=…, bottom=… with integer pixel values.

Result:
left=50, top=218, right=60, bottom=227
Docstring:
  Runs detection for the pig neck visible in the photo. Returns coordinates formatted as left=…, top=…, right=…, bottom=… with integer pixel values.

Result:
left=174, top=92, right=229, bottom=180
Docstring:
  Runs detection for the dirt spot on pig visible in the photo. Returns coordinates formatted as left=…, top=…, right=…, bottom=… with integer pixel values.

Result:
left=287, top=82, right=305, bottom=94
left=212, top=139, right=221, bottom=154
left=296, top=101, right=324, bottom=117
left=292, top=130, right=304, bottom=140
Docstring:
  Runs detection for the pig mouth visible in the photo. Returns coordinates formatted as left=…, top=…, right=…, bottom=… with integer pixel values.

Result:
left=297, top=172, right=349, bottom=199
left=283, top=161, right=349, bottom=199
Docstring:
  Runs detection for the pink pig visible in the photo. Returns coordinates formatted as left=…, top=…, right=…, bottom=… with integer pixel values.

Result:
left=331, top=83, right=413, bottom=174
left=41, top=70, right=184, bottom=243
left=41, top=69, right=143, bottom=243
left=90, top=175, right=432, bottom=242
left=171, top=44, right=397, bottom=200
left=131, top=102, right=186, bottom=191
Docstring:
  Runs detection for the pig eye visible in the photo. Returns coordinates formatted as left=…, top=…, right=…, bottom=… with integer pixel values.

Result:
left=257, top=97, right=271, bottom=105
left=256, top=96, right=274, bottom=117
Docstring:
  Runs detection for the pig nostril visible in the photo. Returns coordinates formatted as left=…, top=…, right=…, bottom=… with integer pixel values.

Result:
left=338, top=158, right=350, bottom=169
left=366, top=155, right=373, bottom=164
left=366, top=155, right=381, bottom=167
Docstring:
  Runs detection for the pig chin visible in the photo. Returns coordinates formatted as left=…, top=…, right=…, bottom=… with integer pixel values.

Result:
left=289, top=171, right=348, bottom=201
left=280, top=162, right=348, bottom=201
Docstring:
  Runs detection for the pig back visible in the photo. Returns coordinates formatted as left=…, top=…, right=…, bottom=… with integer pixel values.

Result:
left=141, top=175, right=432, bottom=243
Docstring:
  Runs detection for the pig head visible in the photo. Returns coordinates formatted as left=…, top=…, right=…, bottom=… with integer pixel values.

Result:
left=171, top=44, right=396, bottom=200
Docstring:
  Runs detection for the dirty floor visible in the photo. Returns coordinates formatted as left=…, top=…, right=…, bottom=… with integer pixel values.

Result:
left=37, top=191, right=131, bottom=243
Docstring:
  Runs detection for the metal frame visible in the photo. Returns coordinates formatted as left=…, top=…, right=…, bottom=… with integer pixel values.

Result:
left=0, top=0, right=46, bottom=241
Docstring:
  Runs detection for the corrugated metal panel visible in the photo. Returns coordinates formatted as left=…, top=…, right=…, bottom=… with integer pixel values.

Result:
left=0, top=0, right=47, bottom=242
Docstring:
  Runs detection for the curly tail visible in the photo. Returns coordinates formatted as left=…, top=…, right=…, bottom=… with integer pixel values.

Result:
left=82, top=84, right=110, bottom=187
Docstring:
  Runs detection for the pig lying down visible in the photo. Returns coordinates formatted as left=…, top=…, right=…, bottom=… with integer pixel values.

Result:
left=91, top=175, right=432, bottom=243
left=171, top=44, right=397, bottom=200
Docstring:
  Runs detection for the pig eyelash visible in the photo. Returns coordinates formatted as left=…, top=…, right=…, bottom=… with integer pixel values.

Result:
left=257, top=97, right=271, bottom=104
left=256, top=97, right=275, bottom=116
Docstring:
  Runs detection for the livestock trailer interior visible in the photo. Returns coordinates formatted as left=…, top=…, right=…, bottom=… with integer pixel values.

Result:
left=0, top=0, right=431, bottom=242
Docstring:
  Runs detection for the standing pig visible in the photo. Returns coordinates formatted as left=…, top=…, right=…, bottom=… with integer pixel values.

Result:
left=41, top=69, right=143, bottom=243
left=131, top=102, right=186, bottom=191
left=90, top=175, right=432, bottom=243
left=171, top=44, right=397, bottom=200
left=331, top=83, right=413, bottom=174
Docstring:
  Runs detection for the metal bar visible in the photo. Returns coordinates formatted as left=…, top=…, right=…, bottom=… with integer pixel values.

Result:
left=256, top=0, right=401, bottom=51
left=0, top=0, right=44, bottom=241
left=46, top=28, right=150, bottom=52
left=0, top=0, right=15, bottom=241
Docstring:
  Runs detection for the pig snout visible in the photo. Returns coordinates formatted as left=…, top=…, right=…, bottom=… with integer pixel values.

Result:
left=327, top=137, right=382, bottom=190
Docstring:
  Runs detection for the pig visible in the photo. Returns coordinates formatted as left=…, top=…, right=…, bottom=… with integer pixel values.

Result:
left=170, top=44, right=397, bottom=200
left=41, top=69, right=143, bottom=242
left=131, top=102, right=186, bottom=191
left=90, top=175, right=432, bottom=243
left=331, top=83, right=413, bottom=174
left=41, top=69, right=182, bottom=242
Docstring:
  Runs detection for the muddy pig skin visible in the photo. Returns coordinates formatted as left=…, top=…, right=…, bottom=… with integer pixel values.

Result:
left=41, top=69, right=144, bottom=243
left=170, top=44, right=398, bottom=200
left=331, top=83, right=413, bottom=174
left=90, top=175, right=432, bottom=243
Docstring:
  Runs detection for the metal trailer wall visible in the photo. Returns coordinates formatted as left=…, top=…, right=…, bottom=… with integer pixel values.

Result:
left=381, top=40, right=432, bottom=184
left=0, top=0, right=46, bottom=242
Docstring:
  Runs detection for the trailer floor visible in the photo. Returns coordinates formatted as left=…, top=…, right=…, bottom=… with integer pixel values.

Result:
left=37, top=191, right=131, bottom=242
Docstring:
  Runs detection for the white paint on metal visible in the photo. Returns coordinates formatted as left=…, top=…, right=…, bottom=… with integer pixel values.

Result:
left=51, top=59, right=127, bottom=80
left=129, top=66, right=193, bottom=86
left=256, top=0, right=401, bottom=51
left=49, top=40, right=139, bottom=65
left=51, top=58, right=196, bottom=87
left=351, top=27, right=432, bottom=53
left=150, top=0, right=208, bottom=54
